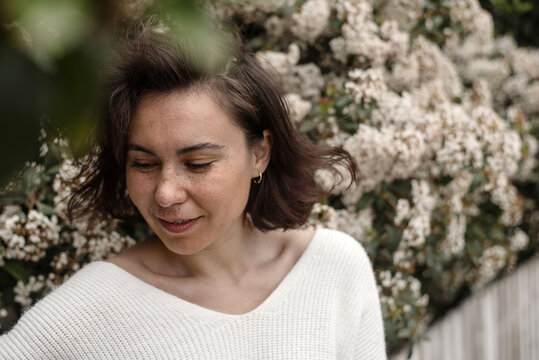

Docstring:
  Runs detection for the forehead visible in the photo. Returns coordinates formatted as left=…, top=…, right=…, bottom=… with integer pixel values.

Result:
left=129, top=89, right=246, bottom=147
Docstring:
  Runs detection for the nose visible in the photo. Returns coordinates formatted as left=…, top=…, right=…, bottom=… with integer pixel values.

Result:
left=154, top=167, right=189, bottom=208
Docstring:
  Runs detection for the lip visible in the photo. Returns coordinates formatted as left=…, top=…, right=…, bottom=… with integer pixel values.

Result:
left=158, top=216, right=202, bottom=234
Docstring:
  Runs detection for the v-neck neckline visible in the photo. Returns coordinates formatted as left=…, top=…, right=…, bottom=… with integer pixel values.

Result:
left=92, top=228, right=322, bottom=321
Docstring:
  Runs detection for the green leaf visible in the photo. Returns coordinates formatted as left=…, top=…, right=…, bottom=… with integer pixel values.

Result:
left=386, top=226, right=402, bottom=251
left=365, top=235, right=380, bottom=258
left=45, top=164, right=61, bottom=176
left=3, top=261, right=29, bottom=282
left=407, top=339, right=415, bottom=358
left=397, top=328, right=411, bottom=338
left=329, top=16, right=344, bottom=31
left=357, top=105, right=375, bottom=120
left=43, top=143, right=61, bottom=168
left=391, top=180, right=412, bottom=196
left=248, top=36, right=265, bottom=51
left=469, top=173, right=484, bottom=193
left=36, top=202, right=55, bottom=216
left=356, top=193, right=375, bottom=211
left=278, top=4, right=296, bottom=17
left=334, top=95, right=352, bottom=111
left=22, top=167, right=38, bottom=194
left=0, top=191, right=27, bottom=205
left=5, top=0, right=92, bottom=67
left=491, top=227, right=505, bottom=242
left=337, top=115, right=359, bottom=134
left=375, top=196, right=387, bottom=211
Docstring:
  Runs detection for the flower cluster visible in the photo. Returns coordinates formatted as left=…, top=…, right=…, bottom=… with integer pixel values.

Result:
left=377, top=270, right=430, bottom=345
left=290, top=0, right=330, bottom=44
left=0, top=135, right=144, bottom=329
left=0, top=208, right=60, bottom=263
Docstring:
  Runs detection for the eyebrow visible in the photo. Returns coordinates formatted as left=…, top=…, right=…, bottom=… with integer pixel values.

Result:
left=127, top=142, right=225, bottom=156
left=177, top=143, right=225, bottom=155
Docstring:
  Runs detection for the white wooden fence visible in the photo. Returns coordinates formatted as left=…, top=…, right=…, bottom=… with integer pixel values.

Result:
left=391, top=256, right=539, bottom=360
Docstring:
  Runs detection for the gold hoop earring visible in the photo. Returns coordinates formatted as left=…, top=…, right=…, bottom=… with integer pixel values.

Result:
left=253, top=172, right=263, bottom=184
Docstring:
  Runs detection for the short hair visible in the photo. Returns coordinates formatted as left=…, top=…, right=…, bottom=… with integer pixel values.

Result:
left=68, top=23, right=358, bottom=230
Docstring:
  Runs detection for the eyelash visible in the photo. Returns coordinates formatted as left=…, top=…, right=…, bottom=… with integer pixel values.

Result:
left=130, top=162, right=156, bottom=169
left=129, top=162, right=213, bottom=171
left=186, top=162, right=213, bottom=170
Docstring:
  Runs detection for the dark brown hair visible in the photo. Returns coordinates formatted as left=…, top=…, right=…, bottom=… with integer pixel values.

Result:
left=68, top=23, right=358, bottom=230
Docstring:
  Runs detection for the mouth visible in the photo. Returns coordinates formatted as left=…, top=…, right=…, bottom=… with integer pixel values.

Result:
left=158, top=216, right=202, bottom=234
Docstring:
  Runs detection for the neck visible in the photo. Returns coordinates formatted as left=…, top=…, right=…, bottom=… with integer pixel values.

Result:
left=151, top=221, right=264, bottom=284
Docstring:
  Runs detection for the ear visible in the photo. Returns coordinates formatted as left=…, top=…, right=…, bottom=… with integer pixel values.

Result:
left=252, top=130, right=272, bottom=176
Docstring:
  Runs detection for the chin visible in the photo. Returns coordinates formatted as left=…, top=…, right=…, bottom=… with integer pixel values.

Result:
left=158, top=233, right=210, bottom=256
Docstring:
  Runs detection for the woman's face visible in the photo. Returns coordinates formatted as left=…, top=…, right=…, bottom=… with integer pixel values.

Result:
left=125, top=89, right=270, bottom=255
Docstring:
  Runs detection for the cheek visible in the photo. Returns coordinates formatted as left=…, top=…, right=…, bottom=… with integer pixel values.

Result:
left=126, top=171, right=154, bottom=209
left=222, top=168, right=253, bottom=206
left=200, top=167, right=252, bottom=210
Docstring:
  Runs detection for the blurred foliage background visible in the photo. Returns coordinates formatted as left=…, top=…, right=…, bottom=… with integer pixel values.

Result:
left=480, top=0, right=539, bottom=47
left=0, top=0, right=222, bottom=187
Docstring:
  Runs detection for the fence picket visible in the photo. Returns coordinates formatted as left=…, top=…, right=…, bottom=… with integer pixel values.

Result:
left=391, top=257, right=539, bottom=360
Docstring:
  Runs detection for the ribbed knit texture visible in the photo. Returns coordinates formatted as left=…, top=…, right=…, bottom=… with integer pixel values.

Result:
left=0, top=229, right=386, bottom=359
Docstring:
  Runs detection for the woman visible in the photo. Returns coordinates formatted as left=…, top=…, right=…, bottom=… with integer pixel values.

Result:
left=0, top=24, right=386, bottom=359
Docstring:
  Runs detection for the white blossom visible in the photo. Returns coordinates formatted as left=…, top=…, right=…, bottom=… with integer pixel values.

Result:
left=379, top=0, right=424, bottom=31
left=284, top=63, right=325, bottom=100
left=448, top=0, right=493, bottom=43
left=475, top=245, right=508, bottom=287
left=511, top=48, right=539, bottom=80
left=264, top=15, right=285, bottom=38
left=514, top=134, right=538, bottom=181
left=510, top=229, right=529, bottom=252
left=394, top=199, right=411, bottom=225
left=490, top=175, right=523, bottom=226
left=256, top=43, right=300, bottom=76
left=401, top=180, right=437, bottom=249
left=290, top=0, right=330, bottom=44
left=335, top=208, right=374, bottom=244
left=14, top=275, right=47, bottom=311
left=307, top=203, right=338, bottom=230
left=387, top=56, right=419, bottom=92
left=442, top=212, right=467, bottom=255
left=330, top=37, right=348, bottom=63
left=335, top=0, right=391, bottom=67
left=283, top=93, right=311, bottom=123
left=521, top=81, right=539, bottom=115
left=462, top=58, right=510, bottom=93
left=345, top=68, right=387, bottom=105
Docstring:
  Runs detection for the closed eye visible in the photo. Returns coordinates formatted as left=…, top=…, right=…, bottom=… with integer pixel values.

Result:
left=130, top=162, right=157, bottom=169
left=186, top=162, right=213, bottom=170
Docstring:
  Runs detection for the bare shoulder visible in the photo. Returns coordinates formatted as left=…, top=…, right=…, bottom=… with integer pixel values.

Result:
left=103, top=237, right=155, bottom=271
left=286, top=228, right=316, bottom=247
left=273, top=228, right=316, bottom=260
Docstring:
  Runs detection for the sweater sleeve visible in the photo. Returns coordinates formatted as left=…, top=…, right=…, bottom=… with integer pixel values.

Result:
left=0, top=301, right=58, bottom=359
left=351, top=244, right=387, bottom=360
left=0, top=287, right=78, bottom=359
left=328, top=230, right=387, bottom=360
left=0, top=263, right=113, bottom=360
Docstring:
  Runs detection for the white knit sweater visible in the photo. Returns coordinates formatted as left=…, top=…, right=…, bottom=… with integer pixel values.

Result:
left=0, top=228, right=386, bottom=359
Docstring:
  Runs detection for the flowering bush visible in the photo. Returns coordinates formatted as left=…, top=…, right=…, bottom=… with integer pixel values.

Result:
left=1, top=0, right=538, bottom=355
left=0, top=131, right=149, bottom=327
